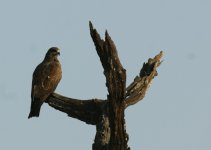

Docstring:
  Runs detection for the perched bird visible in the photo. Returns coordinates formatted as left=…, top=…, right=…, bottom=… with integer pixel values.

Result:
left=28, top=47, right=62, bottom=118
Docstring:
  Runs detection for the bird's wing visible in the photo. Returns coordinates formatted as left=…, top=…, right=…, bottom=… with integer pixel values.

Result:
left=31, top=63, right=43, bottom=110
left=31, top=61, right=61, bottom=102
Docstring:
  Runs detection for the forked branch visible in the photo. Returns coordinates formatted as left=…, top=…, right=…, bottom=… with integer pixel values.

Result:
left=125, top=51, right=163, bottom=108
left=44, top=21, right=163, bottom=150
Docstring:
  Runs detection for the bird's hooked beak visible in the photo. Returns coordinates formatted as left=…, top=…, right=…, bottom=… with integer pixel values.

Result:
left=56, top=49, right=60, bottom=56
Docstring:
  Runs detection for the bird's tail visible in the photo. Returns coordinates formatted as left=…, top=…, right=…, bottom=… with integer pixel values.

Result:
left=28, top=98, right=43, bottom=119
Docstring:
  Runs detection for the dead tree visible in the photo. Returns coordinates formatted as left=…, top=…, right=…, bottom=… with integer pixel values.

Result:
left=46, top=22, right=163, bottom=150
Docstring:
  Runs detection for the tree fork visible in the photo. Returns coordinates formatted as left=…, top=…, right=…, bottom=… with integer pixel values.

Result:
left=46, top=22, right=163, bottom=150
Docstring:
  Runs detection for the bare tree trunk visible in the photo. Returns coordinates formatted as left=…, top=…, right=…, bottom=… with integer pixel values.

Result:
left=45, top=22, right=163, bottom=149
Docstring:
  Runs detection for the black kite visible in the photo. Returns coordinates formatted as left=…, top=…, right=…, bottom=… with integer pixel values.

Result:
left=28, top=47, right=62, bottom=118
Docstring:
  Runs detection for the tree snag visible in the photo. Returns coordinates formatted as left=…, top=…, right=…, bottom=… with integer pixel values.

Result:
left=46, top=22, right=163, bottom=150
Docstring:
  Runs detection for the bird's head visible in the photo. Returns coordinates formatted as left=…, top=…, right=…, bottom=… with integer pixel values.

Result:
left=44, top=47, right=60, bottom=60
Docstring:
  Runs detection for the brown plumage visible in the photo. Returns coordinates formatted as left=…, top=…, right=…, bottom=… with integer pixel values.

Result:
left=28, top=47, right=62, bottom=118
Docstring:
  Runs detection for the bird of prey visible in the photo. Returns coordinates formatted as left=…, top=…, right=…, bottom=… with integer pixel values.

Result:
left=28, top=47, right=62, bottom=118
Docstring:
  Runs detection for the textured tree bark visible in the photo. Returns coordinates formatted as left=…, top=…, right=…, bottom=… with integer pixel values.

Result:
left=45, top=22, right=163, bottom=150
left=90, top=22, right=128, bottom=150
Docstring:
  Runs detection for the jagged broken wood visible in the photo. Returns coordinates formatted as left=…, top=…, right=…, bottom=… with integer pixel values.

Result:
left=125, top=51, right=163, bottom=107
left=46, top=22, right=163, bottom=150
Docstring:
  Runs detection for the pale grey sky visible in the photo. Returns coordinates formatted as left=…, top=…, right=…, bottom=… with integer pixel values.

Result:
left=0, top=0, right=210, bottom=149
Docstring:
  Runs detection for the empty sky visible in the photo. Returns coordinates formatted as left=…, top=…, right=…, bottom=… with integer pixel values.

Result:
left=0, top=0, right=210, bottom=149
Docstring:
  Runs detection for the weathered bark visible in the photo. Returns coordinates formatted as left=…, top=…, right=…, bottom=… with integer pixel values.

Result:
left=125, top=51, right=163, bottom=108
left=47, top=93, right=105, bottom=125
left=90, top=22, right=128, bottom=150
left=45, top=22, right=163, bottom=150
